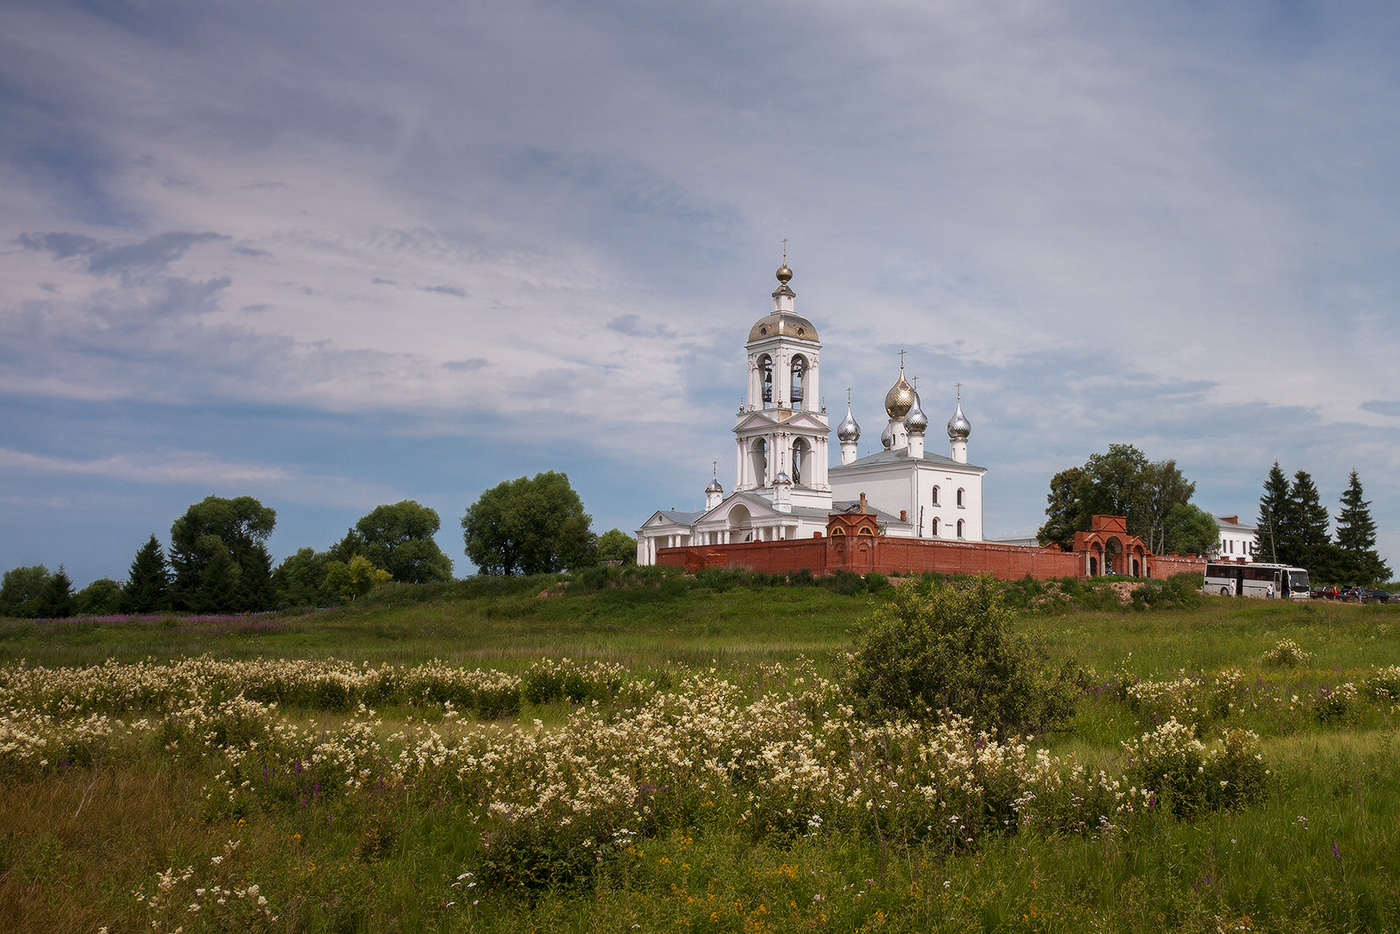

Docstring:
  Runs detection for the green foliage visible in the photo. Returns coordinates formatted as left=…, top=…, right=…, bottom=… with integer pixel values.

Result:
left=33, top=565, right=75, bottom=619
left=596, top=528, right=637, bottom=566
left=169, top=496, right=277, bottom=612
left=842, top=576, right=1078, bottom=734
left=1038, top=444, right=1197, bottom=552
left=462, top=471, right=597, bottom=575
left=1334, top=471, right=1391, bottom=585
left=0, top=565, right=52, bottom=619
left=1162, top=502, right=1217, bottom=556
left=75, top=577, right=123, bottom=616
left=1262, top=638, right=1312, bottom=669
left=271, top=547, right=337, bottom=608
left=346, top=500, right=454, bottom=584
left=1123, top=721, right=1268, bottom=818
left=341, top=555, right=392, bottom=601
left=121, top=534, right=171, bottom=613
left=1129, top=573, right=1203, bottom=611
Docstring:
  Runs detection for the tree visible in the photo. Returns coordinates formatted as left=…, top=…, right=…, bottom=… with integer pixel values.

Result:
left=1038, top=467, right=1088, bottom=550
left=340, top=555, right=392, bottom=601
left=596, top=528, right=638, bottom=566
left=1253, top=463, right=1290, bottom=564
left=1288, top=470, right=1334, bottom=572
left=1162, top=502, right=1219, bottom=556
left=0, top=565, right=52, bottom=619
left=462, top=472, right=598, bottom=575
left=273, top=547, right=337, bottom=608
left=75, top=578, right=124, bottom=616
left=169, top=496, right=276, bottom=612
left=34, top=565, right=75, bottom=619
left=343, top=501, right=454, bottom=584
left=1334, top=471, right=1391, bottom=585
left=122, top=534, right=172, bottom=613
left=1038, top=445, right=1195, bottom=551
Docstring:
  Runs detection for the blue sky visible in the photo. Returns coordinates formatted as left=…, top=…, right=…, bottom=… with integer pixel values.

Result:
left=4, top=0, right=1400, bottom=586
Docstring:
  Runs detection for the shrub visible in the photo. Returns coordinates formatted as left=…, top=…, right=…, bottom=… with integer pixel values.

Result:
left=1122, top=720, right=1269, bottom=818
left=840, top=575, right=1078, bottom=735
left=1130, top=573, right=1203, bottom=611
left=1262, top=639, right=1312, bottom=668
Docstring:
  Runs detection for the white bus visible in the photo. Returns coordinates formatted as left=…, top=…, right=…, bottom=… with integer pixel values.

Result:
left=1203, top=562, right=1310, bottom=598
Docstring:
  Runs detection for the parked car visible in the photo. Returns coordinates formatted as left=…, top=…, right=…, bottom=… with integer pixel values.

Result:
left=1365, top=589, right=1393, bottom=603
left=1311, top=585, right=1339, bottom=600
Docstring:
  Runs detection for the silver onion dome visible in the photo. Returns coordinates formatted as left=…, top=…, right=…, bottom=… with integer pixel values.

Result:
left=773, top=470, right=792, bottom=485
left=837, top=402, right=861, bottom=443
left=904, top=393, right=928, bottom=433
left=947, top=399, right=971, bottom=440
left=706, top=477, right=723, bottom=494
left=880, top=421, right=894, bottom=449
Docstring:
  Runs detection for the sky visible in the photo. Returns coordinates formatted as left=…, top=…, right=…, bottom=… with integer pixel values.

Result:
left=4, top=0, right=1400, bottom=586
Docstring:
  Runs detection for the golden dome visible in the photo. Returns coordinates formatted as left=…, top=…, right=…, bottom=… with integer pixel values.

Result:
left=884, top=366, right=915, bottom=419
left=748, top=312, right=818, bottom=343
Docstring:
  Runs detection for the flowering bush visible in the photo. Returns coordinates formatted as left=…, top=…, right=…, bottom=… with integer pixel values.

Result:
left=1262, top=639, right=1312, bottom=669
left=1122, top=720, right=1267, bottom=818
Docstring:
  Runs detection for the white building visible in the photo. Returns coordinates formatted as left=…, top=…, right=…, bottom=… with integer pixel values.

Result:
left=637, top=262, right=987, bottom=565
left=1215, top=515, right=1257, bottom=562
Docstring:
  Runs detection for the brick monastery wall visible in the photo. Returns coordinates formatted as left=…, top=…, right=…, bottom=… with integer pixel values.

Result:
left=656, top=535, right=1140, bottom=580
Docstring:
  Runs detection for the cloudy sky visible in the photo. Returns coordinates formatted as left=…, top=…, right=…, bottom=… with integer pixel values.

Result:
left=5, top=0, right=1400, bottom=586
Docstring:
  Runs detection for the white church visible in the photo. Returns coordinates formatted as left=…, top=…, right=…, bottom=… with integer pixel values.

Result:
left=637, top=261, right=986, bottom=565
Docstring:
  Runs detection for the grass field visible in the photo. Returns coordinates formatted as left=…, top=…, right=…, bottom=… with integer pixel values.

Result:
left=3, top=572, right=1399, bottom=933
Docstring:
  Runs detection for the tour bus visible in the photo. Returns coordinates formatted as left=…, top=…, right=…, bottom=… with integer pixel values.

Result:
left=1203, top=562, right=1310, bottom=598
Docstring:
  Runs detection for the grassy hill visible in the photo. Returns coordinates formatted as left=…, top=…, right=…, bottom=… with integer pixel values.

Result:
left=3, top=571, right=1400, bottom=933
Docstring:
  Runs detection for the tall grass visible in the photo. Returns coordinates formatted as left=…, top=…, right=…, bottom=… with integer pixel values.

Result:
left=3, top=582, right=1400, bottom=932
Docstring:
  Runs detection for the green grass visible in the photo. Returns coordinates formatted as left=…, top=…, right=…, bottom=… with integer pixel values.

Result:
left=4, top=580, right=1400, bottom=932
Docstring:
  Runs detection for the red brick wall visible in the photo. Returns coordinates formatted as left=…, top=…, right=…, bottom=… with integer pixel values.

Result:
left=655, top=535, right=1206, bottom=581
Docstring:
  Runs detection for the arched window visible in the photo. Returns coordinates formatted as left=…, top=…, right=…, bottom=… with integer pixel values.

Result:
left=931, top=517, right=940, bottom=536
left=792, top=439, right=808, bottom=486
left=759, top=355, right=773, bottom=406
left=750, top=438, right=768, bottom=486
left=790, top=355, right=807, bottom=405
left=956, top=519, right=965, bottom=539
left=931, top=485, right=940, bottom=506
left=956, top=487, right=965, bottom=507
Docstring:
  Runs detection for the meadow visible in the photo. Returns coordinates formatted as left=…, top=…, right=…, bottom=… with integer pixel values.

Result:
left=3, top=570, right=1399, bottom=933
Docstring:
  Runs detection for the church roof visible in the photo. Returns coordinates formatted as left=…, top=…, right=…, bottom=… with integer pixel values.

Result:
left=657, top=509, right=703, bottom=525
left=832, top=447, right=985, bottom=472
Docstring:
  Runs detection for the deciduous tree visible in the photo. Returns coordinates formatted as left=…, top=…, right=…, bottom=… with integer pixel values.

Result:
left=596, top=528, right=638, bottom=566
left=1038, top=445, right=1196, bottom=552
left=169, top=496, right=276, bottom=612
left=341, top=500, right=454, bottom=584
left=462, top=472, right=597, bottom=575
left=0, top=565, right=51, bottom=619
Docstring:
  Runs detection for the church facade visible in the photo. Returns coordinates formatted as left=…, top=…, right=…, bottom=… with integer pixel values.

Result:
left=637, top=262, right=986, bottom=565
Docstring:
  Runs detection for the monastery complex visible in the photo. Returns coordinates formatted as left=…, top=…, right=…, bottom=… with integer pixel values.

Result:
left=637, top=263, right=1206, bottom=582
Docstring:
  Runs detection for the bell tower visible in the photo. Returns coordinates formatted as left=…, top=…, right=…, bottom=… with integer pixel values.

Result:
left=733, top=259, right=832, bottom=510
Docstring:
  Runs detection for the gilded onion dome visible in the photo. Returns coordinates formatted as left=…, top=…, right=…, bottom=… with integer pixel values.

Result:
left=837, top=401, right=861, bottom=443
left=748, top=263, right=818, bottom=342
left=947, top=398, right=971, bottom=440
left=884, top=363, right=916, bottom=419
left=904, top=393, right=928, bottom=433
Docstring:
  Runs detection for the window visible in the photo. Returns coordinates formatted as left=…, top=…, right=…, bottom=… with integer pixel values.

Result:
left=792, top=439, right=808, bottom=486
left=956, top=488, right=965, bottom=507
left=759, top=355, right=773, bottom=406
left=931, top=517, right=940, bottom=536
left=932, top=485, right=940, bottom=506
left=956, top=519, right=965, bottom=539
left=790, top=355, right=807, bottom=405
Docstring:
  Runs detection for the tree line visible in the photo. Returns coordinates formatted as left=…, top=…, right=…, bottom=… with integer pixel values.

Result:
left=1037, top=444, right=1391, bottom=585
left=1254, top=464, right=1390, bottom=585
left=1, top=472, right=639, bottom=618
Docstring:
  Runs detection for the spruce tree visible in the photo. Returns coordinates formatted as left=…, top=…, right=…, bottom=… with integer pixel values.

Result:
left=1288, top=470, right=1337, bottom=572
left=121, top=534, right=171, bottom=613
left=1254, top=463, right=1290, bottom=564
left=1335, top=471, right=1391, bottom=584
left=35, top=565, right=75, bottom=619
